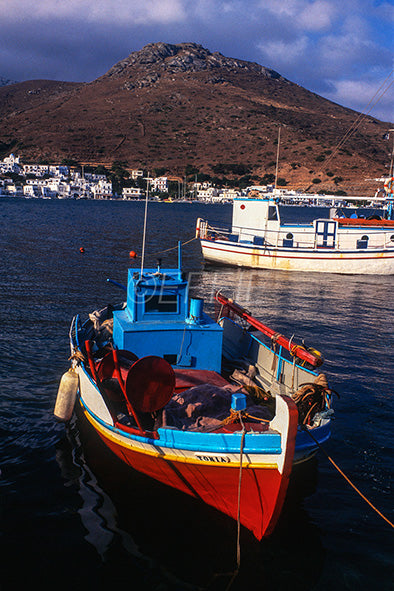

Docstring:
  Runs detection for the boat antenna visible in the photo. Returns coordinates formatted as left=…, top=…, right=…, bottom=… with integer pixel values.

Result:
left=388, top=129, right=394, bottom=177
left=274, top=126, right=281, bottom=191
left=141, top=172, right=151, bottom=277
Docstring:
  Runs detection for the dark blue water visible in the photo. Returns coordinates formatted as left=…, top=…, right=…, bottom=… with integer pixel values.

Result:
left=1, top=198, right=393, bottom=590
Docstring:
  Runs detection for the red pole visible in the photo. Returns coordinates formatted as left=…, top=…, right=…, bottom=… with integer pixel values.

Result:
left=85, top=340, right=147, bottom=435
left=112, top=348, right=146, bottom=433
left=85, top=340, right=100, bottom=382
left=215, top=292, right=321, bottom=367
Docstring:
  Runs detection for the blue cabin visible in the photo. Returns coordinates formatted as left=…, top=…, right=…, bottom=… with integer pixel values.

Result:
left=112, top=248, right=223, bottom=371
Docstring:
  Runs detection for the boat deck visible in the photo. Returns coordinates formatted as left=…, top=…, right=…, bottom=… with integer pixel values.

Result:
left=174, top=368, right=231, bottom=392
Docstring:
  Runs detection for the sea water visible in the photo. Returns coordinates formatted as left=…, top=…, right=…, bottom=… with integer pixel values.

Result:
left=1, top=198, right=393, bottom=590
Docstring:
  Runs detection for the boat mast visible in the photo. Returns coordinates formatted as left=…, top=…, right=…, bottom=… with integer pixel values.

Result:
left=385, top=129, right=394, bottom=220
left=389, top=129, right=394, bottom=177
left=274, top=126, right=281, bottom=191
left=141, top=172, right=151, bottom=277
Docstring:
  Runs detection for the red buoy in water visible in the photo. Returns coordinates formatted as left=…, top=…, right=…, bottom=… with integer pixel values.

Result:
left=79, top=247, right=85, bottom=253
left=129, top=250, right=137, bottom=258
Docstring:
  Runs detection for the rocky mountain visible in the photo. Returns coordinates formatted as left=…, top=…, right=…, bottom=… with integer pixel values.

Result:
left=0, top=42, right=391, bottom=194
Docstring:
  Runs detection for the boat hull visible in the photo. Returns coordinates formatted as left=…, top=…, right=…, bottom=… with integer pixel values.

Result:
left=294, top=421, right=331, bottom=463
left=77, top=366, right=298, bottom=540
left=201, top=238, right=394, bottom=274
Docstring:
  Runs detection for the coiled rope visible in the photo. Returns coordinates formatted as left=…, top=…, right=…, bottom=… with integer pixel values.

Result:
left=304, top=427, right=394, bottom=529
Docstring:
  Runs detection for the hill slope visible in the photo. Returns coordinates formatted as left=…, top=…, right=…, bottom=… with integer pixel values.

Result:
left=0, top=42, right=390, bottom=194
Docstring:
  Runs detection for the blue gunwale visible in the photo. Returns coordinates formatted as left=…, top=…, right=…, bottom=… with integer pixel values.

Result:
left=294, top=421, right=331, bottom=451
left=78, top=375, right=282, bottom=455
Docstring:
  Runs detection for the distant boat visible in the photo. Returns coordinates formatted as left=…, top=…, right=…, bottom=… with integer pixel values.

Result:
left=196, top=190, right=394, bottom=274
left=55, top=244, right=335, bottom=539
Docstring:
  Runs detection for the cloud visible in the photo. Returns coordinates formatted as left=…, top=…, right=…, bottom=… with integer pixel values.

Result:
left=253, top=1, right=393, bottom=121
left=323, top=76, right=394, bottom=122
left=258, top=36, right=309, bottom=65
left=375, top=1, right=394, bottom=21
left=0, top=0, right=187, bottom=25
left=0, top=0, right=392, bottom=121
left=260, top=0, right=336, bottom=30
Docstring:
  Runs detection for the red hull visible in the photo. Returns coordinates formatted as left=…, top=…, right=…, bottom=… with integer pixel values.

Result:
left=84, top=405, right=297, bottom=540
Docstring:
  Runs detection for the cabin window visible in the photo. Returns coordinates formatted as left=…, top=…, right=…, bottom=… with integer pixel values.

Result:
left=144, top=295, right=178, bottom=313
left=163, top=354, right=178, bottom=364
left=268, top=206, right=278, bottom=221
left=356, top=235, right=369, bottom=249
left=286, top=233, right=294, bottom=239
left=391, top=235, right=394, bottom=242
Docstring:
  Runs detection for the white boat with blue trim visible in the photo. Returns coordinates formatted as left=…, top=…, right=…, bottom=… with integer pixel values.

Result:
left=196, top=186, right=394, bottom=274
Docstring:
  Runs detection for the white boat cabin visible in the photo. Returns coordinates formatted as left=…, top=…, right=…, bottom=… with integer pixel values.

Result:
left=227, top=197, right=391, bottom=251
left=196, top=196, right=394, bottom=273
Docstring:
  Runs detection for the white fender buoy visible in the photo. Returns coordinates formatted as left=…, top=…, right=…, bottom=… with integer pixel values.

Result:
left=54, top=368, right=79, bottom=422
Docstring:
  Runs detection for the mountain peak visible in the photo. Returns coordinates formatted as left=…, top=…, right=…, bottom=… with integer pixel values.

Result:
left=0, top=43, right=388, bottom=195
left=105, top=41, right=283, bottom=81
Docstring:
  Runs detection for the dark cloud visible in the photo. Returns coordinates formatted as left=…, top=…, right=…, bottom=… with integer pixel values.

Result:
left=0, top=1, right=392, bottom=121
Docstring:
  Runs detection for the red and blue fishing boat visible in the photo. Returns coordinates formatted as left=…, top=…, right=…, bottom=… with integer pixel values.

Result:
left=55, top=244, right=335, bottom=539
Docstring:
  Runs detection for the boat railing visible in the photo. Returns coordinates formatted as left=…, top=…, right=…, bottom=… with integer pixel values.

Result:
left=215, top=292, right=323, bottom=368
left=69, top=315, right=78, bottom=350
left=69, top=314, right=83, bottom=352
left=200, top=220, right=314, bottom=249
left=197, top=218, right=233, bottom=240
left=199, top=217, right=394, bottom=251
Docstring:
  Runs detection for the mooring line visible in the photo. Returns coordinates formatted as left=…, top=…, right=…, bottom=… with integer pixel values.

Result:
left=224, top=415, right=246, bottom=591
left=303, top=427, right=394, bottom=529
left=150, top=236, right=197, bottom=257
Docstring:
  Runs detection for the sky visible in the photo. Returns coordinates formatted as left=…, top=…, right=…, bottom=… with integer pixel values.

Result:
left=0, top=0, right=393, bottom=122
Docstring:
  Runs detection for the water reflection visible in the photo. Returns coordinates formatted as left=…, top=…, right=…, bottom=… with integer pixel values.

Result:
left=2, top=198, right=392, bottom=590
left=56, top=414, right=205, bottom=589
left=56, top=424, right=140, bottom=560
left=56, top=405, right=326, bottom=590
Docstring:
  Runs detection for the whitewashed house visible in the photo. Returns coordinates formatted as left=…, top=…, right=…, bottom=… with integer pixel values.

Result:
left=47, top=180, right=72, bottom=198
left=22, top=163, right=49, bottom=177
left=91, top=179, right=113, bottom=199
left=23, top=184, right=40, bottom=198
left=6, top=183, right=23, bottom=196
left=196, top=187, right=218, bottom=202
left=150, top=176, right=168, bottom=193
left=84, top=173, right=107, bottom=182
left=0, top=154, right=21, bottom=174
left=122, top=187, right=143, bottom=199
left=130, top=169, right=144, bottom=180
left=49, top=165, right=69, bottom=177
left=212, top=189, right=238, bottom=202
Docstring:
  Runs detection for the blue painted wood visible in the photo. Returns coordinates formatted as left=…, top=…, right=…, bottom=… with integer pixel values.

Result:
left=80, top=395, right=282, bottom=454
left=113, top=265, right=224, bottom=371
